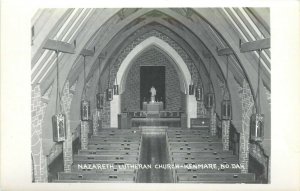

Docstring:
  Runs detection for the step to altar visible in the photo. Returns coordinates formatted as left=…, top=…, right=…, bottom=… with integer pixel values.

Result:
left=139, top=126, right=168, bottom=135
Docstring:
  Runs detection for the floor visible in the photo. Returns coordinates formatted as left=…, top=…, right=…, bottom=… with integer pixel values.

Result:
left=138, top=133, right=173, bottom=183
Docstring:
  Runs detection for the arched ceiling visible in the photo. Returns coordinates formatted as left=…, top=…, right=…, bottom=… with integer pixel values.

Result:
left=31, top=8, right=270, bottom=98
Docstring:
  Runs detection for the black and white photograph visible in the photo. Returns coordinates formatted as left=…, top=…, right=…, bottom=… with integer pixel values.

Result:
left=30, top=8, right=271, bottom=183
left=1, top=2, right=300, bottom=191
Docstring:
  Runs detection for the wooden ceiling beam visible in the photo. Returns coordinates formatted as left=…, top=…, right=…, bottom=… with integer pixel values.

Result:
left=216, top=47, right=234, bottom=56
left=80, top=47, right=95, bottom=57
left=43, top=39, right=76, bottom=54
left=239, top=38, right=270, bottom=53
left=221, top=8, right=270, bottom=68
left=233, top=8, right=270, bottom=58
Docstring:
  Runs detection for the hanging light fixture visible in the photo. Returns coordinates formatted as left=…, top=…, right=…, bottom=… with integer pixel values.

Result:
left=205, top=93, right=214, bottom=109
left=195, top=86, right=204, bottom=101
left=250, top=49, right=264, bottom=142
left=52, top=50, right=66, bottom=142
left=221, top=55, right=232, bottom=120
left=106, top=62, right=113, bottom=101
left=113, top=76, right=119, bottom=95
left=205, top=55, right=214, bottom=109
left=42, top=39, right=75, bottom=142
left=189, top=71, right=194, bottom=95
left=80, top=55, right=91, bottom=121
left=96, top=56, right=104, bottom=110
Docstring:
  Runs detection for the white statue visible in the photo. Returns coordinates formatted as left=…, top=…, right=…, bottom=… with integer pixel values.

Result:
left=150, top=86, right=156, bottom=102
left=150, top=86, right=156, bottom=97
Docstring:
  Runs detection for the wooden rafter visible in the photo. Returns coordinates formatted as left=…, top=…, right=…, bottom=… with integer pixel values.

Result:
left=43, top=39, right=76, bottom=54
left=220, top=9, right=270, bottom=68
left=80, top=47, right=95, bottom=57
left=216, top=47, right=233, bottom=56
left=233, top=8, right=270, bottom=58
left=239, top=38, right=270, bottom=53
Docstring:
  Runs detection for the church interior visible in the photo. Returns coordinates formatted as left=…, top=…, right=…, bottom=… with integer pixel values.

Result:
left=31, top=8, right=271, bottom=183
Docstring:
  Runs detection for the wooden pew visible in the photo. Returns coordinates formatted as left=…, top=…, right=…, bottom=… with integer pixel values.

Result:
left=58, top=172, right=136, bottom=182
left=71, top=164, right=136, bottom=173
left=176, top=168, right=241, bottom=174
left=98, top=128, right=140, bottom=131
left=171, top=151, right=234, bottom=158
left=171, top=160, right=239, bottom=166
left=168, top=132, right=210, bottom=136
left=72, top=161, right=135, bottom=166
left=172, top=156, right=238, bottom=162
left=89, top=137, right=140, bottom=143
left=169, top=142, right=223, bottom=149
left=78, top=150, right=139, bottom=156
left=170, top=147, right=223, bottom=152
left=176, top=173, right=255, bottom=183
left=169, top=142, right=222, bottom=146
left=73, top=154, right=138, bottom=162
left=168, top=137, right=219, bottom=143
left=167, top=134, right=212, bottom=138
left=87, top=144, right=140, bottom=151
left=96, top=130, right=141, bottom=135
left=92, top=134, right=141, bottom=138
left=167, top=129, right=210, bottom=134
left=88, top=142, right=140, bottom=147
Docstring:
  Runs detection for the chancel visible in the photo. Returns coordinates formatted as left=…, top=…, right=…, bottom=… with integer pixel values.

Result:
left=31, top=8, right=271, bottom=184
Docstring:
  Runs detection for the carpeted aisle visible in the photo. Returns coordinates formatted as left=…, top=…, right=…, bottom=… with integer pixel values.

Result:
left=138, top=134, right=173, bottom=183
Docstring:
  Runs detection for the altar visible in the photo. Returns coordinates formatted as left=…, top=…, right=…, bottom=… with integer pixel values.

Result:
left=142, top=101, right=163, bottom=113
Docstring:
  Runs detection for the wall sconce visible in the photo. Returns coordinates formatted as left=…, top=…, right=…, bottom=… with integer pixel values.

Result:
left=196, top=87, right=204, bottom=101
left=221, top=100, right=231, bottom=120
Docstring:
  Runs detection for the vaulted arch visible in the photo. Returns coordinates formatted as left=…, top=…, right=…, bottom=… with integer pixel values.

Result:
left=110, top=36, right=197, bottom=127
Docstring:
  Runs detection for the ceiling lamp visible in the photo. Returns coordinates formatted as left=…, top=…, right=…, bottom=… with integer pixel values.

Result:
left=42, top=39, right=76, bottom=142
left=80, top=54, right=91, bottom=121
left=106, top=62, right=113, bottom=101
left=79, top=47, right=95, bottom=121
left=52, top=50, right=67, bottom=142
left=195, top=86, right=204, bottom=101
left=221, top=55, right=231, bottom=120
left=239, top=38, right=269, bottom=142
left=250, top=50, right=264, bottom=142
left=204, top=54, right=214, bottom=109
left=96, top=56, right=105, bottom=110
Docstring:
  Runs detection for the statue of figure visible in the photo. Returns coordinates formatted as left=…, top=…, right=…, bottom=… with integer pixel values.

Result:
left=150, top=86, right=156, bottom=97
left=150, top=86, right=156, bottom=102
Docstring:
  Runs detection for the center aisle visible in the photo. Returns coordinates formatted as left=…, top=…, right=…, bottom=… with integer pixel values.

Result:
left=138, top=134, right=173, bottom=183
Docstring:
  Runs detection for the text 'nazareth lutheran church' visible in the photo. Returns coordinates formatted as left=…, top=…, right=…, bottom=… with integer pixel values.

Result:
left=31, top=8, right=271, bottom=183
